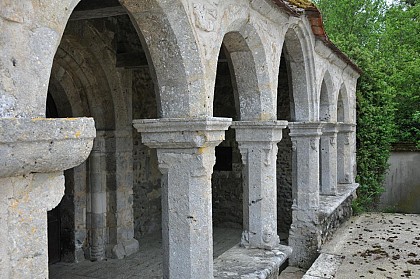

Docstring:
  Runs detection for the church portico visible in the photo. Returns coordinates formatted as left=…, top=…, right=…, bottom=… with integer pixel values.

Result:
left=0, top=0, right=360, bottom=278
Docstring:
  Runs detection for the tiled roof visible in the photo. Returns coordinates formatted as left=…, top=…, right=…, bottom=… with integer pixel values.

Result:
left=271, top=0, right=362, bottom=74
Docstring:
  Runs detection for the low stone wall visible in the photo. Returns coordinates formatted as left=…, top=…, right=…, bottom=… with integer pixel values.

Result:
left=214, top=244, right=292, bottom=279
left=318, top=184, right=357, bottom=245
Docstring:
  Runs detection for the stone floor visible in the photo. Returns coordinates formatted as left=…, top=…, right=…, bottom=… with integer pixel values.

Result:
left=278, top=267, right=307, bottom=279
left=50, top=227, right=292, bottom=279
left=50, top=227, right=242, bottom=278
left=304, top=213, right=420, bottom=279
left=50, top=226, right=292, bottom=279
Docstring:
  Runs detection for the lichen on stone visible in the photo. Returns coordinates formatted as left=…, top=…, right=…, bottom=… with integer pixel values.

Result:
left=287, top=0, right=314, bottom=9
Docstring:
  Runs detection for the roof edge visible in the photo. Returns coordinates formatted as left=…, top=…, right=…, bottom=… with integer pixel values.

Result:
left=271, top=0, right=300, bottom=16
left=305, top=6, right=363, bottom=75
left=270, top=0, right=362, bottom=75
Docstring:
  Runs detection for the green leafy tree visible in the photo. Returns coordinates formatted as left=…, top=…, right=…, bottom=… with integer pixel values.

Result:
left=314, top=0, right=398, bottom=211
left=381, top=2, right=420, bottom=146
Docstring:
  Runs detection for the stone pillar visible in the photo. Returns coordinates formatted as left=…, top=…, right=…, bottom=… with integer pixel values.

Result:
left=320, top=123, right=338, bottom=196
left=0, top=118, right=95, bottom=278
left=231, top=120, right=288, bottom=249
left=0, top=173, right=64, bottom=278
left=337, top=123, right=356, bottom=184
left=288, top=122, right=323, bottom=268
left=110, top=129, right=139, bottom=259
left=133, top=117, right=231, bottom=279
left=89, top=135, right=106, bottom=261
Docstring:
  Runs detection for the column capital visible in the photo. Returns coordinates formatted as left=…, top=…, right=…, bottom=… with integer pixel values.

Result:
left=231, top=120, right=288, bottom=143
left=288, top=122, right=324, bottom=137
left=0, top=117, right=95, bottom=178
left=337, top=122, right=356, bottom=133
left=322, top=122, right=339, bottom=135
left=133, top=117, right=231, bottom=149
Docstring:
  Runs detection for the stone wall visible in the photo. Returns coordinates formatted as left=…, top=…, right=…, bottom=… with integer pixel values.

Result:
left=212, top=59, right=243, bottom=228
left=380, top=147, right=420, bottom=213
left=277, top=130, right=293, bottom=237
left=132, top=68, right=161, bottom=238
left=277, top=55, right=293, bottom=238
left=319, top=191, right=355, bottom=245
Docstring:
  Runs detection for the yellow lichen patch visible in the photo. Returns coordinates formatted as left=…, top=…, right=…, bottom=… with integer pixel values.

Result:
left=259, top=113, right=272, bottom=121
left=11, top=199, right=19, bottom=209
left=197, top=147, right=206, bottom=155
left=288, top=0, right=314, bottom=9
left=75, top=131, right=81, bottom=138
left=31, top=117, right=45, bottom=121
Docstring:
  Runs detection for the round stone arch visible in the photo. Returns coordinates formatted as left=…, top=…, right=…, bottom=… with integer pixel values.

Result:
left=0, top=0, right=86, bottom=118
left=319, top=69, right=337, bottom=122
left=121, top=0, right=207, bottom=118
left=216, top=24, right=277, bottom=121
left=47, top=32, right=120, bottom=261
left=281, top=23, right=317, bottom=122
left=337, top=82, right=351, bottom=123
left=52, top=45, right=115, bottom=128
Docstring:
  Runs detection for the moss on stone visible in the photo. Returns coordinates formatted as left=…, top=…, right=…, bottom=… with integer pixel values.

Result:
left=288, top=0, right=314, bottom=9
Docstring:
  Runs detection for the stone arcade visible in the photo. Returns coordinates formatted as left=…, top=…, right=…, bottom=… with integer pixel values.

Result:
left=0, top=0, right=360, bottom=278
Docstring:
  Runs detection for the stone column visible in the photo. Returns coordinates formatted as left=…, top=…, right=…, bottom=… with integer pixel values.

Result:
left=0, top=118, right=95, bottom=279
left=0, top=173, right=64, bottom=278
left=110, top=129, right=139, bottom=259
left=288, top=122, right=323, bottom=268
left=320, top=123, right=339, bottom=195
left=231, top=120, right=288, bottom=250
left=89, top=135, right=106, bottom=261
left=133, top=117, right=231, bottom=279
left=337, top=123, right=356, bottom=184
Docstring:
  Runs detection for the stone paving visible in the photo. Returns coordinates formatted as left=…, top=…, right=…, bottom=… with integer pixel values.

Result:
left=278, top=267, right=307, bottom=279
left=303, top=213, right=420, bottom=279
left=50, top=227, right=242, bottom=279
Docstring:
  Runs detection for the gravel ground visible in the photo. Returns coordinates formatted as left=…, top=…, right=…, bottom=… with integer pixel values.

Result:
left=305, top=213, right=420, bottom=279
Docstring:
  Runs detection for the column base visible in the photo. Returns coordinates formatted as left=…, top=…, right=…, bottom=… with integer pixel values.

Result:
left=110, top=238, right=139, bottom=259
left=288, top=224, right=321, bottom=269
left=240, top=230, right=281, bottom=250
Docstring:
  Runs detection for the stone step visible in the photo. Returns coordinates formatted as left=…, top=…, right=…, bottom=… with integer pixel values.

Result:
left=302, top=253, right=342, bottom=279
left=278, top=266, right=307, bottom=279
left=214, top=244, right=292, bottom=279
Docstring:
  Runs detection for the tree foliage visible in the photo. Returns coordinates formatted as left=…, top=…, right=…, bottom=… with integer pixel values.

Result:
left=314, top=0, right=419, bottom=210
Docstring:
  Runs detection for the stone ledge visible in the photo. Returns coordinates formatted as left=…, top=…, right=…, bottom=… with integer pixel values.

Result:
left=0, top=117, right=95, bottom=177
left=232, top=120, right=288, bottom=143
left=214, top=244, right=292, bottom=279
left=132, top=117, right=232, bottom=148
left=302, top=253, right=342, bottom=279
left=318, top=183, right=358, bottom=220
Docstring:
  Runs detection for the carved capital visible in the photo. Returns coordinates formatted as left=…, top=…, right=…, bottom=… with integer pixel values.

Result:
left=310, top=139, right=317, bottom=151
left=344, top=135, right=350, bottom=145
left=133, top=117, right=232, bottom=149
left=289, top=122, right=324, bottom=138
left=330, top=137, right=336, bottom=146
left=292, top=140, right=297, bottom=151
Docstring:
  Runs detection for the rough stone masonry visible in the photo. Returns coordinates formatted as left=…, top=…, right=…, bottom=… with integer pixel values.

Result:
left=0, top=0, right=360, bottom=278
